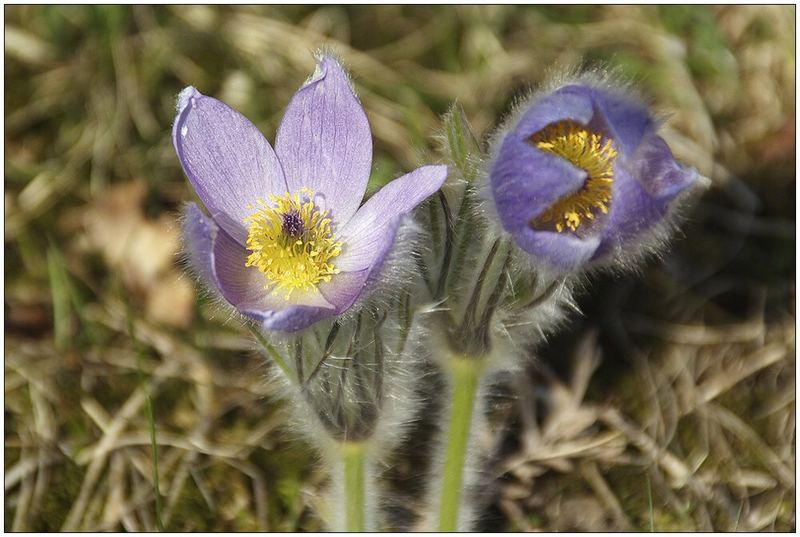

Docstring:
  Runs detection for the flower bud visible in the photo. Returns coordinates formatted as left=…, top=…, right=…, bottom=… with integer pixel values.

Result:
left=488, top=78, right=703, bottom=272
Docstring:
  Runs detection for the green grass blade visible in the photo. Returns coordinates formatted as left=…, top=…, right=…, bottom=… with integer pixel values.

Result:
left=46, top=245, right=72, bottom=352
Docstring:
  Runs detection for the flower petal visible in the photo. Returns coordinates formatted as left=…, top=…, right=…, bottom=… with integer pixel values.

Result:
left=591, top=88, right=656, bottom=157
left=173, top=86, right=287, bottom=245
left=318, top=269, right=370, bottom=312
left=511, top=85, right=595, bottom=139
left=182, top=202, right=218, bottom=286
left=596, top=136, right=699, bottom=259
left=335, top=165, right=448, bottom=273
left=594, top=165, right=666, bottom=258
left=274, top=56, right=372, bottom=225
left=631, top=135, right=699, bottom=201
left=514, top=227, right=601, bottom=270
left=490, top=135, right=588, bottom=237
left=241, top=270, right=370, bottom=331
left=241, top=303, right=336, bottom=332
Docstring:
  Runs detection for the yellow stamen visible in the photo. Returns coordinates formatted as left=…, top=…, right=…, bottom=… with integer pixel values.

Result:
left=529, top=120, right=617, bottom=233
left=245, top=188, right=342, bottom=299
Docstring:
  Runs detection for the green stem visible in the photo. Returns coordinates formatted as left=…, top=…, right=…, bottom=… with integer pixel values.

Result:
left=438, top=355, right=485, bottom=532
left=342, top=442, right=367, bottom=532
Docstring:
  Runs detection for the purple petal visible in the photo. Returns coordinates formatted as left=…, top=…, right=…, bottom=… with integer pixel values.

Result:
left=511, top=85, right=595, bottom=139
left=275, top=56, right=372, bottom=225
left=242, top=304, right=336, bottom=332
left=318, top=269, right=370, bottom=312
left=490, top=134, right=587, bottom=237
left=516, top=85, right=655, bottom=159
left=594, top=166, right=665, bottom=258
left=591, top=88, right=656, bottom=157
left=335, top=165, right=448, bottom=273
left=631, top=135, right=699, bottom=201
left=173, top=87, right=287, bottom=245
left=182, top=202, right=218, bottom=286
left=514, top=226, right=601, bottom=270
left=593, top=138, right=698, bottom=259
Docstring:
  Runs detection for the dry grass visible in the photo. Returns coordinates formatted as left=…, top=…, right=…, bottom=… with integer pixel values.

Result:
left=486, top=304, right=794, bottom=531
left=5, top=5, right=795, bottom=531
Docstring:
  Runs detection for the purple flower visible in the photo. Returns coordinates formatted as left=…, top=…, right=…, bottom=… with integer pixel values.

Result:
left=175, top=56, right=447, bottom=331
left=489, top=82, right=699, bottom=271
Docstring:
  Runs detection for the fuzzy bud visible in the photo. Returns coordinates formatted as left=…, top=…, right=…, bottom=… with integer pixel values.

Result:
left=488, top=77, right=703, bottom=273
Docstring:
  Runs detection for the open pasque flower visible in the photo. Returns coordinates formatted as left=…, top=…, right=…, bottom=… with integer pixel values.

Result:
left=176, top=56, right=447, bottom=331
left=489, top=81, right=700, bottom=271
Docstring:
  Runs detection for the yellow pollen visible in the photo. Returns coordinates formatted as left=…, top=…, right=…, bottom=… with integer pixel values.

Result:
left=529, top=120, right=617, bottom=233
left=245, top=188, right=342, bottom=299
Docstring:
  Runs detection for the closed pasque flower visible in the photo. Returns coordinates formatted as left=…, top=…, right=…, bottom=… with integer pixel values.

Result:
left=488, top=80, right=700, bottom=271
left=175, top=56, right=447, bottom=331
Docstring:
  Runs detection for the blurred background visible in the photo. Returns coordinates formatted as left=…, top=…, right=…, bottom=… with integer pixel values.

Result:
left=4, top=5, right=795, bottom=531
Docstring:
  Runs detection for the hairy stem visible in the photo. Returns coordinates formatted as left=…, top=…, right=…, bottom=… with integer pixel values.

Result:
left=341, top=442, right=367, bottom=532
left=248, top=325, right=298, bottom=384
left=438, top=355, right=485, bottom=531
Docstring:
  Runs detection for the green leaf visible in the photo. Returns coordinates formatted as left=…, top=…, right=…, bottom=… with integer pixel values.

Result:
left=443, top=103, right=482, bottom=183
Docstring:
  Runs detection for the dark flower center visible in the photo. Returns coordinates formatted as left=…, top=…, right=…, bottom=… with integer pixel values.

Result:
left=281, top=210, right=305, bottom=238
